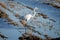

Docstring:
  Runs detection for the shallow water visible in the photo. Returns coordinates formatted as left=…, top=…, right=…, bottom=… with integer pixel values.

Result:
left=0, top=0, right=60, bottom=40
left=14, top=0, right=60, bottom=38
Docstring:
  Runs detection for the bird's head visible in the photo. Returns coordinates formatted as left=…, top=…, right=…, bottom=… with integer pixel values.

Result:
left=33, top=7, right=38, bottom=13
left=34, top=7, right=38, bottom=10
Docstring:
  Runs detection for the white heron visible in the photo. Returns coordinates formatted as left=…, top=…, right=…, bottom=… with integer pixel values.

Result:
left=24, top=7, right=38, bottom=21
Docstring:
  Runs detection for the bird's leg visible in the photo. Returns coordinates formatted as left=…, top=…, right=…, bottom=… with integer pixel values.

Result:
left=26, top=19, right=28, bottom=22
left=26, top=19, right=29, bottom=22
left=25, top=27, right=26, bottom=33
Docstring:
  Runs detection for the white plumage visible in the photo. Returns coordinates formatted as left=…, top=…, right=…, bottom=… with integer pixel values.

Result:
left=24, top=7, right=38, bottom=21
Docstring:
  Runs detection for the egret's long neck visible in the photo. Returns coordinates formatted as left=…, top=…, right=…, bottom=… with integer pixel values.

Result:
left=33, top=9, right=36, bottom=17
